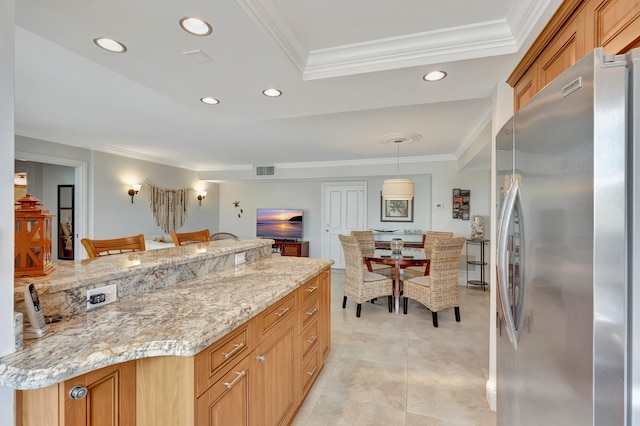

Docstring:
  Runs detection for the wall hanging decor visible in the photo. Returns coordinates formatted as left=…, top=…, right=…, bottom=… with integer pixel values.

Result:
left=147, top=182, right=191, bottom=233
left=452, top=188, right=470, bottom=220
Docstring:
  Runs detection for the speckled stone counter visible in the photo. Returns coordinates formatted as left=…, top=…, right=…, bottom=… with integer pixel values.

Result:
left=14, top=238, right=272, bottom=316
left=1, top=255, right=332, bottom=390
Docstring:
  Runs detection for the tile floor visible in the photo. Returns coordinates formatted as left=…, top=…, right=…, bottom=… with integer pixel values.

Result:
left=291, top=270, right=496, bottom=426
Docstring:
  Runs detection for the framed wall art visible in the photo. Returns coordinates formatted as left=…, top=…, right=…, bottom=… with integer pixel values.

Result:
left=381, top=195, right=414, bottom=222
left=452, top=188, right=470, bottom=220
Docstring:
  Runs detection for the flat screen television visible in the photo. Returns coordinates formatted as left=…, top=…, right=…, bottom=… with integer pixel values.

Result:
left=256, top=208, right=303, bottom=240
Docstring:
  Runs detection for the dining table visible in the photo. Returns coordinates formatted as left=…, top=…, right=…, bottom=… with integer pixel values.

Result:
left=364, top=248, right=429, bottom=315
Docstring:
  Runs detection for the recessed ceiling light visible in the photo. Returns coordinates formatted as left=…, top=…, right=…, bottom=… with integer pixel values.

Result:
left=200, top=97, right=219, bottom=105
left=93, top=37, right=127, bottom=53
left=179, top=17, right=212, bottom=36
left=423, top=71, right=447, bottom=82
left=262, top=88, right=282, bottom=97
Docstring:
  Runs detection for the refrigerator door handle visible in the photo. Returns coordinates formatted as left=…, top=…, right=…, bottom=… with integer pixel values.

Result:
left=497, top=177, right=522, bottom=350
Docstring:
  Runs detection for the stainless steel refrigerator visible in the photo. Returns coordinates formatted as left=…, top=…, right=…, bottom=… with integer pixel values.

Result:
left=496, top=48, right=639, bottom=425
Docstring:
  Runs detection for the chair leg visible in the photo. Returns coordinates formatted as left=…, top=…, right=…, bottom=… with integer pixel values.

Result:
left=342, top=296, right=347, bottom=309
left=356, top=303, right=362, bottom=318
left=403, top=297, right=408, bottom=314
left=388, top=296, right=393, bottom=313
left=432, top=312, right=438, bottom=327
left=455, top=306, right=461, bottom=322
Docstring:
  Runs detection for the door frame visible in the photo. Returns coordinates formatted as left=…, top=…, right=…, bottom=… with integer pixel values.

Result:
left=15, top=151, right=88, bottom=260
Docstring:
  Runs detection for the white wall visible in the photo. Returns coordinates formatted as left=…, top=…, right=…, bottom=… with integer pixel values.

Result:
left=92, top=151, right=220, bottom=238
left=218, top=163, right=490, bottom=259
left=1, top=0, right=15, bottom=420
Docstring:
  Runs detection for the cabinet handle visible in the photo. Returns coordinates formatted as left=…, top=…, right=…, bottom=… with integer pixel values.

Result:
left=306, top=365, right=318, bottom=377
left=305, top=286, right=318, bottom=294
left=221, top=342, right=244, bottom=359
left=275, top=307, right=290, bottom=317
left=306, top=335, right=318, bottom=344
left=224, top=371, right=246, bottom=389
left=257, top=354, right=266, bottom=362
left=306, top=307, right=318, bottom=317
left=69, top=385, right=88, bottom=400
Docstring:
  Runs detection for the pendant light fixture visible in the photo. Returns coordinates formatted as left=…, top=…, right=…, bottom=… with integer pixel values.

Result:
left=380, top=133, right=420, bottom=200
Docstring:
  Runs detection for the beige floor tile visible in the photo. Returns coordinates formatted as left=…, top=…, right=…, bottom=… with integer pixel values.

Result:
left=292, top=270, right=495, bottom=426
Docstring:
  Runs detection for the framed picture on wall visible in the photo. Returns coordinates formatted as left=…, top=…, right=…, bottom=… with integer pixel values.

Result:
left=381, top=195, right=414, bottom=222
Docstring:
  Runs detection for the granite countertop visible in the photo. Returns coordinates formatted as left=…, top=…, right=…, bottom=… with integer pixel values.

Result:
left=1, top=255, right=332, bottom=390
left=13, top=238, right=268, bottom=301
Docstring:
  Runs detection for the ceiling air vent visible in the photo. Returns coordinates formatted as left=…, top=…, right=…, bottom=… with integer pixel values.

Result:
left=256, top=166, right=275, bottom=176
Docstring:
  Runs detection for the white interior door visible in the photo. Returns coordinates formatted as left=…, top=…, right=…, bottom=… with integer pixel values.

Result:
left=321, top=182, right=367, bottom=269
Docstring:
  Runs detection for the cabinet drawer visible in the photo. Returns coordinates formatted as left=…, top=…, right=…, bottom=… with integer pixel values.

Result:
left=196, top=321, right=254, bottom=397
left=300, top=318, right=319, bottom=359
left=260, top=292, right=296, bottom=335
left=300, top=276, right=320, bottom=301
left=301, top=293, right=320, bottom=328
left=196, top=352, right=254, bottom=426
left=300, top=348, right=321, bottom=399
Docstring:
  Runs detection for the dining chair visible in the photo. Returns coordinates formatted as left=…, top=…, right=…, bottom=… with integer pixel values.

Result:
left=210, top=232, right=239, bottom=241
left=170, top=229, right=211, bottom=246
left=339, top=234, right=393, bottom=317
left=350, top=230, right=394, bottom=278
left=81, top=234, right=146, bottom=259
left=402, top=237, right=466, bottom=327
left=403, top=231, right=453, bottom=279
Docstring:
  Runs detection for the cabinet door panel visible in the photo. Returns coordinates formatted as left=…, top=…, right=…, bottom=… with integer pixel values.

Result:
left=537, top=9, right=586, bottom=90
left=197, top=354, right=255, bottom=426
left=258, top=321, right=298, bottom=426
left=63, top=361, right=136, bottom=426
left=591, top=0, right=640, bottom=54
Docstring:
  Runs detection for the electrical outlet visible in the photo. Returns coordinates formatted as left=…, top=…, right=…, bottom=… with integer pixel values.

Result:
left=235, top=252, right=246, bottom=265
left=86, top=284, right=117, bottom=310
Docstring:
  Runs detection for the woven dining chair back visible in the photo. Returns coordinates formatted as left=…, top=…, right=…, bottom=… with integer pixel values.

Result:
left=339, top=234, right=393, bottom=317
left=350, top=230, right=394, bottom=278
left=403, top=231, right=453, bottom=279
left=403, top=236, right=466, bottom=327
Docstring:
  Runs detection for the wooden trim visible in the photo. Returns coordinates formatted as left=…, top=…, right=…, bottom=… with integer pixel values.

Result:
left=507, top=0, right=586, bottom=87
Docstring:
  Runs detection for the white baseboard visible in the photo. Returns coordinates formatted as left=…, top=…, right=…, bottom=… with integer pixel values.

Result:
left=486, top=379, right=497, bottom=412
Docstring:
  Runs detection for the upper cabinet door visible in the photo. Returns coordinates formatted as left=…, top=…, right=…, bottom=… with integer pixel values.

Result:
left=586, top=0, right=640, bottom=54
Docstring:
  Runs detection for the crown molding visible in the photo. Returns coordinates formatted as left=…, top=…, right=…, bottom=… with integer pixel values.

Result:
left=235, top=0, right=307, bottom=74
left=274, top=154, right=456, bottom=170
left=92, top=144, right=205, bottom=171
left=303, top=20, right=516, bottom=80
left=236, top=0, right=557, bottom=80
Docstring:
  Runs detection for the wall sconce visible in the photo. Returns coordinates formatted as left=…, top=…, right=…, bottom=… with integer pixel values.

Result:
left=128, top=184, right=142, bottom=203
left=197, top=191, right=207, bottom=206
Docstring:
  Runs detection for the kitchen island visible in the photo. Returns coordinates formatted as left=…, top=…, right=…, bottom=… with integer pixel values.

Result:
left=4, top=239, right=332, bottom=425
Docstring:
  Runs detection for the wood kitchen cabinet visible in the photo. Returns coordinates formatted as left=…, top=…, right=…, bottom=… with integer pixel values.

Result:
left=19, top=268, right=331, bottom=426
left=509, top=0, right=640, bottom=110
left=18, top=361, right=136, bottom=426
left=196, top=352, right=256, bottom=426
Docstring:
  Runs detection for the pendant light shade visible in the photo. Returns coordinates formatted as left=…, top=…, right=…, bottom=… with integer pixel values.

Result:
left=381, top=178, right=414, bottom=200
left=379, top=133, right=420, bottom=201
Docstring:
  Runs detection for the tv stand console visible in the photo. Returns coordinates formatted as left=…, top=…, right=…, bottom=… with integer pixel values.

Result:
left=273, top=240, right=309, bottom=257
